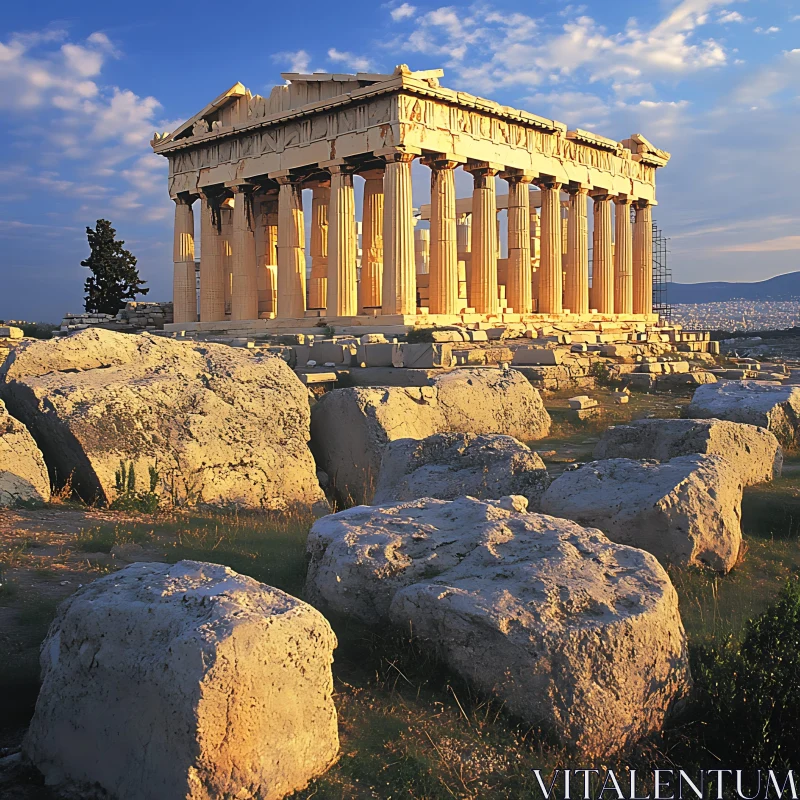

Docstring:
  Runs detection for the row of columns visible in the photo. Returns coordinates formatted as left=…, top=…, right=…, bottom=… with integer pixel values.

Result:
left=172, top=157, right=655, bottom=324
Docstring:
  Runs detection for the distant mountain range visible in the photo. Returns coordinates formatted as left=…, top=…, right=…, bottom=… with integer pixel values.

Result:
left=670, top=271, right=800, bottom=304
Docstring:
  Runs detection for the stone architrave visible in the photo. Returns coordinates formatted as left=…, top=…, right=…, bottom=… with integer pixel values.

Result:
left=467, top=163, right=500, bottom=315
left=230, top=184, right=259, bottom=321
left=308, top=184, right=330, bottom=311
left=276, top=175, right=307, bottom=319
left=591, top=193, right=614, bottom=314
left=633, top=200, right=653, bottom=315
left=359, top=169, right=384, bottom=312
left=504, top=172, right=533, bottom=315
left=381, top=151, right=417, bottom=315
left=24, top=560, right=339, bottom=800
left=198, top=191, right=226, bottom=322
left=565, top=185, right=589, bottom=315
left=427, top=158, right=460, bottom=315
left=614, top=195, right=633, bottom=315
left=537, top=178, right=563, bottom=314
left=326, top=165, right=358, bottom=317
left=172, top=195, right=197, bottom=324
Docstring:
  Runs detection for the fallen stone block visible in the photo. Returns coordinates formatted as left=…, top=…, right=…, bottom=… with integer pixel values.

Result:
left=310, top=369, right=551, bottom=504
left=512, top=347, right=563, bottom=366
left=24, top=561, right=339, bottom=800
left=0, top=326, right=23, bottom=339
left=305, top=496, right=690, bottom=759
left=686, top=381, right=800, bottom=448
left=0, top=398, right=50, bottom=506
left=374, top=433, right=550, bottom=510
left=593, top=417, right=782, bottom=486
left=542, top=454, right=743, bottom=572
left=355, top=342, right=394, bottom=367
left=567, top=395, right=597, bottom=410
left=392, top=342, right=454, bottom=369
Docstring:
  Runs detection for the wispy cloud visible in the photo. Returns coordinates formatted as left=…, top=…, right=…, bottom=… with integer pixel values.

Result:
left=390, top=3, right=416, bottom=21
left=272, top=49, right=311, bottom=74
left=327, top=48, right=373, bottom=72
left=720, top=235, right=800, bottom=252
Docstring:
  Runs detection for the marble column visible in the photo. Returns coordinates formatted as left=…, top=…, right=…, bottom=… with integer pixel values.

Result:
left=614, top=195, right=633, bottom=315
left=326, top=165, right=357, bottom=317
left=565, top=185, right=589, bottom=315
left=381, top=152, right=416, bottom=315
left=220, top=205, right=233, bottom=315
left=467, top=164, right=500, bottom=315
left=428, top=159, right=459, bottom=315
left=591, top=193, right=614, bottom=314
left=360, top=169, right=384, bottom=312
left=172, top=195, right=197, bottom=324
left=537, top=179, right=563, bottom=315
left=255, top=195, right=278, bottom=316
left=504, top=173, right=533, bottom=315
left=414, top=229, right=430, bottom=275
left=276, top=175, right=306, bottom=319
left=198, top=191, right=225, bottom=322
left=308, top=184, right=329, bottom=310
left=230, top=185, right=259, bottom=320
left=633, top=200, right=653, bottom=315
left=530, top=208, right=541, bottom=311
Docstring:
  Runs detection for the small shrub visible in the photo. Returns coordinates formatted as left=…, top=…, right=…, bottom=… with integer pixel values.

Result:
left=406, top=326, right=435, bottom=343
left=588, top=360, right=615, bottom=387
left=691, top=579, right=800, bottom=767
left=111, top=460, right=160, bottom=513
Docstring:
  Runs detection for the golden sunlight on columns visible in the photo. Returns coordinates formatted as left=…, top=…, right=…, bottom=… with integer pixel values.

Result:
left=381, top=151, right=417, bottom=315
left=326, top=165, right=358, bottom=316
left=255, top=195, right=278, bottom=316
left=230, top=184, right=259, bottom=321
left=359, top=169, right=384, bottom=312
left=220, top=204, right=233, bottom=315
left=614, top=195, right=633, bottom=315
left=467, top=163, right=500, bottom=315
left=591, top=192, right=614, bottom=314
left=504, top=171, right=533, bottom=315
left=536, top=178, right=563, bottom=315
left=308, top=184, right=329, bottom=311
left=276, top=175, right=306, bottom=319
left=172, top=194, right=197, bottom=324
left=198, top=191, right=225, bottom=322
left=633, top=200, right=654, bottom=315
left=414, top=229, right=430, bottom=275
left=565, top=185, right=590, bottom=315
left=427, top=158, right=460, bottom=315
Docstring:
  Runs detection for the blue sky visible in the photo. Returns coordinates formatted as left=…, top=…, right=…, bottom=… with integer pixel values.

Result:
left=1, top=0, right=798, bottom=321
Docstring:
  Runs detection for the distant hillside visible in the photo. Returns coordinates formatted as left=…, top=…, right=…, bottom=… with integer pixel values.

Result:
left=670, top=271, right=800, bottom=304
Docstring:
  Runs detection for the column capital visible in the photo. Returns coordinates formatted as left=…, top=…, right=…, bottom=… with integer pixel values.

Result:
left=613, top=193, right=633, bottom=206
left=567, top=182, right=591, bottom=195
left=319, top=159, right=358, bottom=175
left=634, top=198, right=651, bottom=210
left=269, top=170, right=304, bottom=186
left=501, top=169, right=536, bottom=184
left=358, top=168, right=385, bottom=180
left=197, top=185, right=228, bottom=202
left=225, top=181, right=256, bottom=195
left=421, top=152, right=466, bottom=170
left=173, top=191, right=198, bottom=205
left=465, top=160, right=503, bottom=176
left=589, top=189, right=613, bottom=201
left=534, top=176, right=562, bottom=191
left=374, top=147, right=419, bottom=164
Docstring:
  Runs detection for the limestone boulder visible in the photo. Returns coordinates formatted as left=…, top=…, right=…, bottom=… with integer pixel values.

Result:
left=24, top=561, right=339, bottom=800
left=686, top=381, right=800, bottom=448
left=1, top=329, right=327, bottom=511
left=305, top=496, right=690, bottom=759
left=310, top=368, right=551, bottom=504
left=373, top=433, right=550, bottom=509
left=0, top=399, right=50, bottom=505
left=594, top=418, right=782, bottom=486
left=541, top=455, right=743, bottom=572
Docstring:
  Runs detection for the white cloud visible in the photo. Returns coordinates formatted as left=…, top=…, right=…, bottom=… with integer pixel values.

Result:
left=272, top=49, right=311, bottom=74
left=390, top=3, right=416, bottom=21
left=717, top=10, right=745, bottom=23
left=720, top=235, right=800, bottom=252
left=327, top=48, right=373, bottom=72
left=754, top=26, right=781, bottom=34
left=731, top=48, right=800, bottom=107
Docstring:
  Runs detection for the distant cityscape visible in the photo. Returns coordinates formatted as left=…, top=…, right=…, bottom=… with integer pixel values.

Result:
left=669, top=299, right=800, bottom=331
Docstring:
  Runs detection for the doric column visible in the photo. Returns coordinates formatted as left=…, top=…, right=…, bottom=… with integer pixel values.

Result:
left=591, top=193, right=614, bottom=314
left=565, top=185, right=590, bottom=315
left=466, top=163, right=500, bottom=315
left=425, top=158, right=459, bottom=315
left=220, top=205, right=233, bottom=315
left=504, top=171, right=533, bottom=315
left=380, top=150, right=417, bottom=315
left=172, top=194, right=197, bottom=324
left=530, top=208, right=541, bottom=311
left=360, top=169, right=384, bottom=312
left=275, top=174, right=306, bottom=319
left=308, top=184, right=329, bottom=310
left=633, top=200, right=653, bottom=315
left=614, top=195, right=633, bottom=315
left=255, top=195, right=278, bottom=316
left=414, top=229, right=430, bottom=275
left=536, top=178, right=563, bottom=315
left=325, top=164, right=357, bottom=317
left=198, top=190, right=225, bottom=322
left=229, top=184, right=259, bottom=321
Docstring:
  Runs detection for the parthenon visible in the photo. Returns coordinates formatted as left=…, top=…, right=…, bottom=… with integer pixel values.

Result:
left=152, top=65, right=670, bottom=333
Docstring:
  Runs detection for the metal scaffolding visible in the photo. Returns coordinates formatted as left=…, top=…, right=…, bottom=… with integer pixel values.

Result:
left=652, top=220, right=671, bottom=321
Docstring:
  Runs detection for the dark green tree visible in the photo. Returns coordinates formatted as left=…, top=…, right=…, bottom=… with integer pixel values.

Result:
left=82, top=219, right=149, bottom=314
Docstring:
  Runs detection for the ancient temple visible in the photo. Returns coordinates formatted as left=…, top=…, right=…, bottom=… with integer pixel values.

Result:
left=153, top=65, right=670, bottom=333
